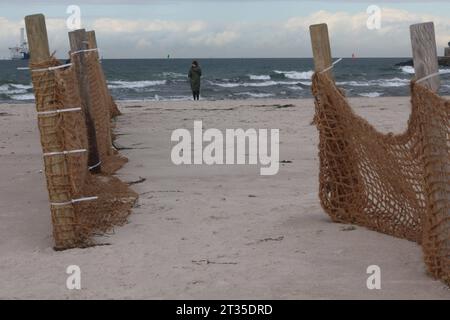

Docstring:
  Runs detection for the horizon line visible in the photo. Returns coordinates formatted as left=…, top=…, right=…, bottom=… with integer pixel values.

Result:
left=47, top=56, right=414, bottom=60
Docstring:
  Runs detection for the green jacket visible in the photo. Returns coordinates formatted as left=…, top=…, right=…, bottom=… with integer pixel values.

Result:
left=188, top=66, right=202, bottom=91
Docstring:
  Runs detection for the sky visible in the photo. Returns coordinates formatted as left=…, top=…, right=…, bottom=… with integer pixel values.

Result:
left=0, top=0, right=449, bottom=59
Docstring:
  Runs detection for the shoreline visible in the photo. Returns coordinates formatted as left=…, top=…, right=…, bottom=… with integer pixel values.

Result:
left=0, top=95, right=429, bottom=105
left=2, top=95, right=448, bottom=108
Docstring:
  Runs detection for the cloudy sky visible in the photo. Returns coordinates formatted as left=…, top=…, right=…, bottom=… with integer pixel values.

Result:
left=0, top=0, right=448, bottom=59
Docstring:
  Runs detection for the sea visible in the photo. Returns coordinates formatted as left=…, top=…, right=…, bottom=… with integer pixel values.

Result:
left=1, top=58, right=449, bottom=103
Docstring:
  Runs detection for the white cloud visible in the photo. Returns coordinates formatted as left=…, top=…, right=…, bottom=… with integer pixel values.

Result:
left=92, top=18, right=207, bottom=34
left=0, top=6, right=448, bottom=58
left=189, top=30, right=239, bottom=47
left=284, top=8, right=450, bottom=57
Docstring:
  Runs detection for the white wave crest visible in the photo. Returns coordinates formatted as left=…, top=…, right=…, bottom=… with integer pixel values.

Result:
left=338, top=78, right=409, bottom=88
left=10, top=93, right=35, bottom=100
left=288, top=86, right=304, bottom=91
left=0, top=84, right=31, bottom=95
left=358, top=92, right=383, bottom=98
left=162, top=72, right=185, bottom=78
left=249, top=74, right=271, bottom=80
left=399, top=66, right=415, bottom=74
left=274, top=70, right=314, bottom=80
left=108, top=80, right=167, bottom=89
left=400, top=66, right=450, bottom=75
left=377, top=78, right=409, bottom=87
left=209, top=80, right=301, bottom=88
left=235, top=92, right=275, bottom=98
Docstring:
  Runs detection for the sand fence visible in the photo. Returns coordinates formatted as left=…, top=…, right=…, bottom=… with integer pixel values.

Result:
left=25, top=14, right=137, bottom=250
left=310, top=23, right=450, bottom=285
left=22, top=13, right=449, bottom=287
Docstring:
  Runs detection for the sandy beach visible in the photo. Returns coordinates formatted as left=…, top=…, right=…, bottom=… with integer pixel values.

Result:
left=1, top=97, right=450, bottom=299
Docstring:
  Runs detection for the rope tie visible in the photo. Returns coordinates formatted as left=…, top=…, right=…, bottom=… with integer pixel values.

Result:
left=17, top=63, right=72, bottom=72
left=71, top=48, right=99, bottom=56
left=88, top=161, right=102, bottom=171
left=416, top=71, right=442, bottom=83
left=320, top=58, right=343, bottom=74
left=37, top=107, right=82, bottom=116
left=50, top=196, right=98, bottom=207
left=43, top=149, right=87, bottom=157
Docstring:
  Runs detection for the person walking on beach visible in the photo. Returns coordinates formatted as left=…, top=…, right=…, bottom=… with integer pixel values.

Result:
left=188, top=60, right=202, bottom=100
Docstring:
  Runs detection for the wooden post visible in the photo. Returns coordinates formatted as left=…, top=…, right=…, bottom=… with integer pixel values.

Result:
left=86, top=30, right=113, bottom=157
left=86, top=30, right=121, bottom=118
left=25, top=14, right=78, bottom=249
left=86, top=31, right=99, bottom=59
left=410, top=22, right=449, bottom=276
left=310, top=23, right=334, bottom=80
left=410, top=22, right=440, bottom=91
left=69, top=29, right=101, bottom=173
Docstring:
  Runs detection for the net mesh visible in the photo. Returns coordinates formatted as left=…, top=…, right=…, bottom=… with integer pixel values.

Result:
left=311, top=72, right=450, bottom=285
left=84, top=52, right=127, bottom=174
left=30, top=55, right=137, bottom=250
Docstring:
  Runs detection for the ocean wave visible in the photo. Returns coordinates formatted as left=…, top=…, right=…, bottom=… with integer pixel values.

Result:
left=338, top=78, right=409, bottom=88
left=209, top=80, right=301, bottom=88
left=161, top=72, right=185, bottom=78
left=336, top=81, right=370, bottom=87
left=400, top=66, right=450, bottom=75
left=358, top=92, right=383, bottom=98
left=274, top=70, right=314, bottom=80
left=0, top=83, right=31, bottom=95
left=399, top=66, right=415, bottom=74
left=235, top=92, right=275, bottom=98
left=248, top=74, right=271, bottom=80
left=10, top=93, right=35, bottom=100
left=160, top=95, right=193, bottom=101
left=377, top=78, right=410, bottom=87
left=10, top=84, right=33, bottom=90
left=209, top=82, right=241, bottom=88
left=108, top=80, right=167, bottom=89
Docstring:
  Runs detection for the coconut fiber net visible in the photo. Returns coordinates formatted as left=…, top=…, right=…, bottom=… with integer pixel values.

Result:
left=311, top=72, right=450, bottom=285
left=30, top=53, right=137, bottom=250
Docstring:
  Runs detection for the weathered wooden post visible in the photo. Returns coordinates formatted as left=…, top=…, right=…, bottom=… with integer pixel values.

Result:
left=25, top=14, right=78, bottom=249
left=410, top=22, right=449, bottom=278
left=410, top=22, right=440, bottom=91
left=69, top=29, right=102, bottom=173
left=86, top=31, right=99, bottom=59
left=309, top=23, right=334, bottom=80
left=86, top=30, right=121, bottom=118
left=309, top=23, right=364, bottom=224
left=85, top=30, right=114, bottom=158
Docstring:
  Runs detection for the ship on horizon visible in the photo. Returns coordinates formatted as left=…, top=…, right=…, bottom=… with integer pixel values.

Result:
left=8, top=28, right=30, bottom=60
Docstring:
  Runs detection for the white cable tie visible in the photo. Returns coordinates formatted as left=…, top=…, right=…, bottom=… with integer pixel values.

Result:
left=43, top=149, right=87, bottom=157
left=72, top=196, right=98, bottom=204
left=30, top=63, right=72, bottom=72
left=416, top=71, right=442, bottom=83
left=37, top=107, right=82, bottom=116
left=88, top=161, right=102, bottom=170
left=50, top=196, right=98, bottom=207
left=320, top=58, right=343, bottom=74
left=71, top=48, right=99, bottom=56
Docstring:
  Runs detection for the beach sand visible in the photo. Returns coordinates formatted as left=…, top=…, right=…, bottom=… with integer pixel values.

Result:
left=1, top=97, right=449, bottom=299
